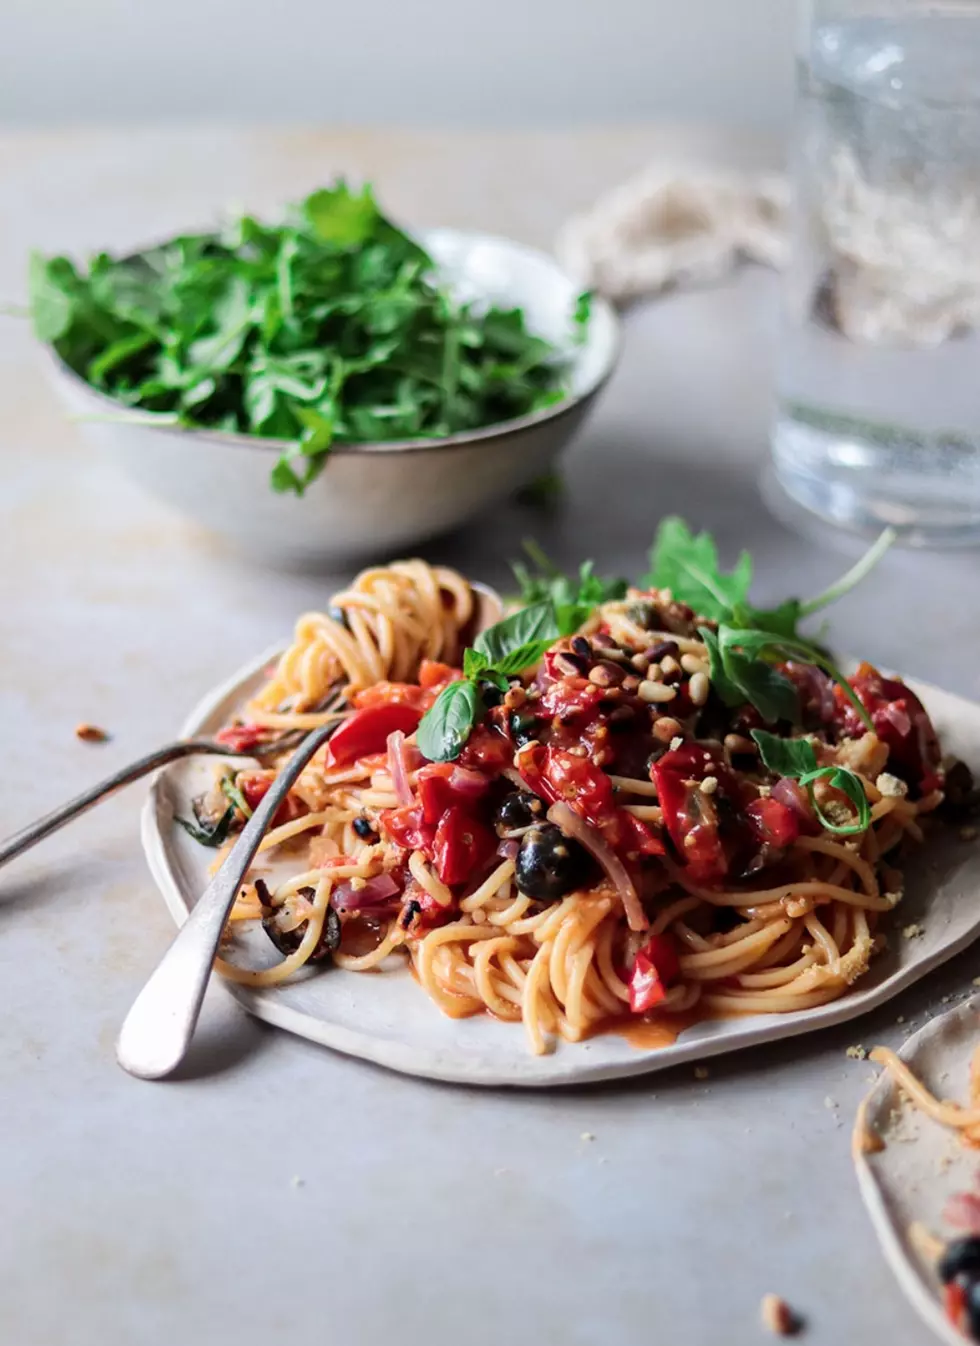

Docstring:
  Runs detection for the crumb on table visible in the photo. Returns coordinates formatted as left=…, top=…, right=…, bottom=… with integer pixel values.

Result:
left=902, top=923, right=924, bottom=940
left=846, top=1045, right=868, bottom=1060
left=760, top=1293, right=800, bottom=1336
left=75, top=722, right=109, bottom=743
left=694, top=1066, right=709, bottom=1080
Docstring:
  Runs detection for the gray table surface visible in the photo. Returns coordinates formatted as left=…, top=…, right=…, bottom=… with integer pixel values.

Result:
left=2, top=127, right=978, bottom=1346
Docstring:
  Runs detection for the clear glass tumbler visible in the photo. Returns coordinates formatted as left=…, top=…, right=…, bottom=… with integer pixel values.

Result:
left=770, top=0, right=980, bottom=545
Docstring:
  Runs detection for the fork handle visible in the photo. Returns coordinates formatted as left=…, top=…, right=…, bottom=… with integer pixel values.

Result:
left=0, top=740, right=225, bottom=870
left=115, top=721, right=338, bottom=1081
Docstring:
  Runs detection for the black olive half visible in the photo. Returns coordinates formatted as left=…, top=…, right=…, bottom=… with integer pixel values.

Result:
left=940, top=1238, right=980, bottom=1284
left=353, top=815, right=379, bottom=840
left=509, top=710, right=539, bottom=747
left=478, top=678, right=505, bottom=709
left=262, top=886, right=341, bottom=964
left=515, top=823, right=592, bottom=901
left=494, top=791, right=545, bottom=837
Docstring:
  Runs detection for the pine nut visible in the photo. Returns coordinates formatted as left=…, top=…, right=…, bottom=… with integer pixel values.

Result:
left=652, top=717, right=683, bottom=742
left=638, top=680, right=677, bottom=704
left=689, top=671, right=710, bottom=706
left=659, top=655, right=682, bottom=679
left=681, top=653, right=708, bottom=676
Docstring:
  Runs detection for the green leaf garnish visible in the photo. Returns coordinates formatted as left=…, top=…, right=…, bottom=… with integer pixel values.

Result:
left=416, top=678, right=483, bottom=763
left=28, top=182, right=584, bottom=498
left=644, top=518, right=896, bottom=640
left=751, top=729, right=871, bottom=835
left=643, top=517, right=753, bottom=622
left=220, top=772, right=253, bottom=819
left=175, top=804, right=235, bottom=847
left=512, top=543, right=627, bottom=631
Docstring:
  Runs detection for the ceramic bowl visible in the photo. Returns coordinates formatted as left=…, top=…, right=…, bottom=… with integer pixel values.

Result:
left=46, top=229, right=619, bottom=565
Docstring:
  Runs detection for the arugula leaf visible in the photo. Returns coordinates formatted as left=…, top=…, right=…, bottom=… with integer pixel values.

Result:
left=750, top=729, right=871, bottom=835
left=643, top=517, right=753, bottom=621
left=511, top=544, right=627, bottom=631
left=701, top=627, right=799, bottom=724
left=175, top=804, right=235, bottom=847
left=720, top=626, right=873, bottom=733
left=801, top=767, right=871, bottom=835
left=28, top=252, right=75, bottom=342
left=220, top=772, right=253, bottom=819
left=416, top=679, right=482, bottom=763
left=30, top=182, right=584, bottom=497
left=750, top=730, right=818, bottom=778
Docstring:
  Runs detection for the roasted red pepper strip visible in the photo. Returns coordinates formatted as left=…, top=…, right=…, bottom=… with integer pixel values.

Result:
left=628, top=934, right=681, bottom=1013
left=745, top=795, right=800, bottom=848
left=215, top=722, right=267, bottom=754
left=328, top=703, right=422, bottom=767
left=652, top=742, right=745, bottom=884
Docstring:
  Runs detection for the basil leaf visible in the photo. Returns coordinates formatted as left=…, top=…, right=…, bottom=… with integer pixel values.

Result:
left=416, top=679, right=482, bottom=763
left=750, top=730, right=818, bottom=778
left=799, top=766, right=871, bottom=835
left=643, top=517, right=753, bottom=622
left=463, top=648, right=489, bottom=678
left=492, top=638, right=555, bottom=677
left=175, top=805, right=235, bottom=848
left=472, top=601, right=559, bottom=666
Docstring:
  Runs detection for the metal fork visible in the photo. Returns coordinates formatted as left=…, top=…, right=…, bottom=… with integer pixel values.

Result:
left=0, top=701, right=340, bottom=871
left=115, top=717, right=344, bottom=1081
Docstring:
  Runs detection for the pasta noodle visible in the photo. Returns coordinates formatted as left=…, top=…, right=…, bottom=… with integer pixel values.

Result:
left=193, top=559, right=949, bottom=1056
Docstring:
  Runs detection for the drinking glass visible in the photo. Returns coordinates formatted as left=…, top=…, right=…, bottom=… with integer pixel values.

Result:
left=770, top=0, right=980, bottom=545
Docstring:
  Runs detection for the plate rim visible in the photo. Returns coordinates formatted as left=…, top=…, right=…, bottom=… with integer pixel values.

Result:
left=853, top=995, right=980, bottom=1346
left=141, top=648, right=980, bottom=1087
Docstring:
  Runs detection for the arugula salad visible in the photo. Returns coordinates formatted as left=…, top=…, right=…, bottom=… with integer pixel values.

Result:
left=28, top=183, right=590, bottom=497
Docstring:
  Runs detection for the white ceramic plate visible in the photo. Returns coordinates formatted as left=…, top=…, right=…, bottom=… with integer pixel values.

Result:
left=855, top=996, right=980, bottom=1346
left=142, top=651, right=980, bottom=1086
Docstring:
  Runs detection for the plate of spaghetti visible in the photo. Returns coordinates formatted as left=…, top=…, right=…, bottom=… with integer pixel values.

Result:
left=855, top=992, right=980, bottom=1345
left=143, top=522, right=980, bottom=1084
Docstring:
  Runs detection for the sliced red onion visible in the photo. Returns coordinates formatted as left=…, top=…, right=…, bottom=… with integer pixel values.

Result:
left=771, top=776, right=818, bottom=829
left=547, top=801, right=647, bottom=932
left=785, top=660, right=836, bottom=724
left=331, top=872, right=401, bottom=912
left=882, top=701, right=912, bottom=738
left=496, top=838, right=521, bottom=862
left=944, top=1192, right=980, bottom=1234
left=386, top=730, right=414, bottom=805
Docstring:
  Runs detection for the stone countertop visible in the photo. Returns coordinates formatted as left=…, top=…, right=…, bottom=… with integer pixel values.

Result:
left=1, top=127, right=977, bottom=1346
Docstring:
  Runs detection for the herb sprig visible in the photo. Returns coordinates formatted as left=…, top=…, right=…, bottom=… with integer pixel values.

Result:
left=418, top=599, right=577, bottom=762
left=417, top=519, right=894, bottom=763
left=751, top=729, right=871, bottom=835
left=28, top=183, right=589, bottom=497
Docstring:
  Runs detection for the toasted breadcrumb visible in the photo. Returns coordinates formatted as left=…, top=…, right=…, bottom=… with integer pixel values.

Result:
left=75, top=722, right=109, bottom=743
left=846, top=1045, right=868, bottom=1060
left=875, top=772, right=908, bottom=799
left=760, top=1293, right=799, bottom=1336
left=902, top=923, right=924, bottom=940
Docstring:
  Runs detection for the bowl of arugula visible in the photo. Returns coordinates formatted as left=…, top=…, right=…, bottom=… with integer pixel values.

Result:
left=31, top=183, right=619, bottom=564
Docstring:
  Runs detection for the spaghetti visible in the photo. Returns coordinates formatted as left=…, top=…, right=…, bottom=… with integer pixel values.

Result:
left=196, top=558, right=950, bottom=1055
